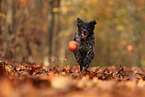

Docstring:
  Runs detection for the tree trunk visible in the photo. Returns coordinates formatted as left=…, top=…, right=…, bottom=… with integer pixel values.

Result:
left=4, top=0, right=15, bottom=59
left=47, top=0, right=61, bottom=65
left=0, top=0, right=2, bottom=57
left=126, top=1, right=141, bottom=66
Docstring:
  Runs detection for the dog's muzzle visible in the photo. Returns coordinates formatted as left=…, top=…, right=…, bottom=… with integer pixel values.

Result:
left=82, top=29, right=89, bottom=38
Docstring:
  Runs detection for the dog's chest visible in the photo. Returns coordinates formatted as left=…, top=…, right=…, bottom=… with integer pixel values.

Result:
left=74, top=32, right=95, bottom=51
left=79, top=40, right=92, bottom=51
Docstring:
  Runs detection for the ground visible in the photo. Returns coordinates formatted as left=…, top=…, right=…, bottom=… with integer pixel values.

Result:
left=0, top=59, right=145, bottom=97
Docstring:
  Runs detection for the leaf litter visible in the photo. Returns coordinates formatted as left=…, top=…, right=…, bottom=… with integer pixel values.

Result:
left=0, top=59, right=145, bottom=97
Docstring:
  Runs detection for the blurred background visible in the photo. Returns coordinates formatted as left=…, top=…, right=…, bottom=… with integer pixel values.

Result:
left=0, top=0, right=145, bottom=67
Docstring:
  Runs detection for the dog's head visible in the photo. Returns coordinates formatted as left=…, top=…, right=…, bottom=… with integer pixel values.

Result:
left=77, top=18, right=96, bottom=39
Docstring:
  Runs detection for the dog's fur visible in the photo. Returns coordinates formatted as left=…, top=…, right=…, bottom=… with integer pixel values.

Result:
left=73, top=18, right=96, bottom=72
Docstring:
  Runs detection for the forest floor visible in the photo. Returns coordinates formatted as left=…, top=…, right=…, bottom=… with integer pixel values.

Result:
left=0, top=59, right=145, bottom=97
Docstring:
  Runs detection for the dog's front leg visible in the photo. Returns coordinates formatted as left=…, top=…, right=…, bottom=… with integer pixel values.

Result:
left=73, top=51, right=84, bottom=72
left=84, top=50, right=95, bottom=71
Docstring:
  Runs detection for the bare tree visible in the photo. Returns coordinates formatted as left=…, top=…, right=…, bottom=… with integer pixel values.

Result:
left=0, top=0, right=2, bottom=57
left=47, top=0, right=61, bottom=65
left=126, top=0, right=141, bottom=66
left=4, top=0, right=15, bottom=59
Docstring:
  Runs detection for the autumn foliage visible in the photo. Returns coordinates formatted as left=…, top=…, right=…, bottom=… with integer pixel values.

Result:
left=0, top=0, right=144, bottom=66
left=0, top=59, right=145, bottom=97
left=0, top=0, right=145, bottom=96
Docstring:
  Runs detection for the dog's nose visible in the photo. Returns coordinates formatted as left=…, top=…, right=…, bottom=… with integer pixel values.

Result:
left=83, top=31, right=87, bottom=35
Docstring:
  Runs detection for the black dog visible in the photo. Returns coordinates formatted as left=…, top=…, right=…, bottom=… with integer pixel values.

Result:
left=73, top=18, right=96, bottom=72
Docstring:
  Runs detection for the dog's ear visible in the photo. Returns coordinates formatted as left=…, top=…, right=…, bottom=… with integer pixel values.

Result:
left=77, top=18, right=84, bottom=23
left=90, top=20, right=97, bottom=25
left=77, top=18, right=84, bottom=26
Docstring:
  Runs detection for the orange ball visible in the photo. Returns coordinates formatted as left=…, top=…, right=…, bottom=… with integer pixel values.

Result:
left=68, top=41, right=78, bottom=51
